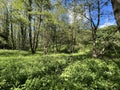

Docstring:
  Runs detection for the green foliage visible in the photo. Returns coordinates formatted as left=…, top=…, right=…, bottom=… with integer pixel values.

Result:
left=0, top=50, right=120, bottom=90
left=61, top=59, right=120, bottom=90
left=77, top=30, right=92, bottom=45
left=0, top=0, right=120, bottom=89
left=96, top=25, right=120, bottom=57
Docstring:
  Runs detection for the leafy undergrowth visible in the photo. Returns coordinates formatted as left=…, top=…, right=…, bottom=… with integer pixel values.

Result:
left=0, top=50, right=120, bottom=90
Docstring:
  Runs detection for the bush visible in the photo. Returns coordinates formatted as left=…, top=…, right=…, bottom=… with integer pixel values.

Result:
left=61, top=59, right=120, bottom=89
left=96, top=25, right=120, bottom=57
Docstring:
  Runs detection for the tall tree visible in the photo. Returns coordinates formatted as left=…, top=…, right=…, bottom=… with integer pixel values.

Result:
left=0, top=0, right=11, bottom=48
left=111, top=0, right=120, bottom=31
left=75, top=0, right=101, bottom=57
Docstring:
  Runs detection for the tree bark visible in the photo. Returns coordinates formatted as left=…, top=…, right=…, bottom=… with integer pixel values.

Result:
left=111, top=0, right=120, bottom=31
left=4, top=6, right=10, bottom=48
left=20, top=24, right=27, bottom=50
left=10, top=22, right=15, bottom=49
left=28, top=0, right=36, bottom=54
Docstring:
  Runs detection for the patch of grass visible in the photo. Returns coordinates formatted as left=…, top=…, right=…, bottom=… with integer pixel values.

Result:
left=0, top=50, right=120, bottom=90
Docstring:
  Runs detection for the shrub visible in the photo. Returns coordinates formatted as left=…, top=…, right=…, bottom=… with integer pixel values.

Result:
left=61, top=59, right=120, bottom=89
left=96, top=26, right=120, bottom=57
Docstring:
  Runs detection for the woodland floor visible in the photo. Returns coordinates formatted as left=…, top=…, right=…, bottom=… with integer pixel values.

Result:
left=0, top=49, right=120, bottom=90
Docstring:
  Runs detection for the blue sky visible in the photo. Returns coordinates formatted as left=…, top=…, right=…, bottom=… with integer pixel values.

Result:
left=64, top=0, right=117, bottom=28
left=99, top=1, right=116, bottom=28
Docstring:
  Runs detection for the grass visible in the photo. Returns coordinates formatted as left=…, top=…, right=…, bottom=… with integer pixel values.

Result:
left=0, top=49, right=120, bottom=90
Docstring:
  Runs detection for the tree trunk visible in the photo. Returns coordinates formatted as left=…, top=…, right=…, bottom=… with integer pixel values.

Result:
left=92, top=28, right=97, bottom=58
left=4, top=6, right=10, bottom=49
left=28, top=0, right=36, bottom=54
left=20, top=24, right=27, bottom=50
left=111, top=0, right=120, bottom=31
left=10, top=22, right=15, bottom=49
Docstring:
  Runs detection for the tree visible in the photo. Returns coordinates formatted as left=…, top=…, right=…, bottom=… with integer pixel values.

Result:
left=111, top=0, right=120, bottom=31
left=0, top=0, right=11, bottom=49
left=76, top=0, right=101, bottom=57
left=25, top=0, right=51, bottom=54
left=9, top=0, right=29, bottom=50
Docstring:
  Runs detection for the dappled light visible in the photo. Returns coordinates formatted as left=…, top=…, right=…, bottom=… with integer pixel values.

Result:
left=0, top=0, right=120, bottom=89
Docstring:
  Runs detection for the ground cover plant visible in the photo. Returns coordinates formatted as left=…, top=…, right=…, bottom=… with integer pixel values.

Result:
left=0, top=0, right=120, bottom=90
left=0, top=50, right=120, bottom=90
